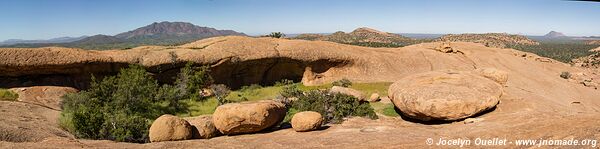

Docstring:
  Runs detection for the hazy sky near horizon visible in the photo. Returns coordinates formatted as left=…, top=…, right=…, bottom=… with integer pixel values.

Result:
left=0, top=0, right=599, bottom=41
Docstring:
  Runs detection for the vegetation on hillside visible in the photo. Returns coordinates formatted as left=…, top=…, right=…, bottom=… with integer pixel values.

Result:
left=59, top=63, right=212, bottom=143
left=507, top=42, right=597, bottom=63
left=293, top=28, right=430, bottom=48
left=0, top=89, right=19, bottom=101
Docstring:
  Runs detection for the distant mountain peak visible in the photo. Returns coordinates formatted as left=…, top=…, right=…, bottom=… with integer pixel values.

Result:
left=115, top=21, right=245, bottom=39
left=544, top=31, right=567, bottom=38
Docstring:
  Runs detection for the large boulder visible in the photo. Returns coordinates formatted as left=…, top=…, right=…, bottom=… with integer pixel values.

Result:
left=473, top=68, right=509, bottom=85
left=149, top=115, right=193, bottom=142
left=291, top=111, right=323, bottom=132
left=329, top=86, right=365, bottom=101
left=212, top=100, right=287, bottom=135
left=184, top=115, right=220, bottom=139
left=388, top=70, right=503, bottom=121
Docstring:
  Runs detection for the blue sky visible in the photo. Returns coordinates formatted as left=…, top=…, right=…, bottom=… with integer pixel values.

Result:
left=0, top=0, right=599, bottom=40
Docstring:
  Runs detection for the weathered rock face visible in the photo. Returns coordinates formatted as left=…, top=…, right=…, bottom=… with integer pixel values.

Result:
left=9, top=86, right=78, bottom=110
left=473, top=68, right=509, bottom=85
left=388, top=70, right=503, bottom=121
left=329, top=86, right=365, bottom=101
left=291, top=111, right=323, bottom=132
left=184, top=115, right=220, bottom=139
left=149, top=115, right=193, bottom=142
left=212, top=100, right=287, bottom=135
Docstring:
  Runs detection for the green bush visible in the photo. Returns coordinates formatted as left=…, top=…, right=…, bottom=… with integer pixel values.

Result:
left=60, top=64, right=212, bottom=143
left=0, top=89, right=18, bottom=101
left=282, top=89, right=377, bottom=124
left=280, top=84, right=303, bottom=98
left=332, top=78, right=352, bottom=87
left=274, top=79, right=294, bottom=87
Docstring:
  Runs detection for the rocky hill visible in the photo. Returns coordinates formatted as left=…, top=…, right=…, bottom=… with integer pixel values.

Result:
left=294, top=27, right=421, bottom=47
left=114, top=21, right=244, bottom=39
left=587, top=40, right=600, bottom=45
left=435, top=33, right=539, bottom=48
left=1, top=36, right=600, bottom=148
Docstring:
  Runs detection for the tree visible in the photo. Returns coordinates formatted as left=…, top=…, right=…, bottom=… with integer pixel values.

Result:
left=265, top=32, right=285, bottom=38
left=210, top=84, right=231, bottom=105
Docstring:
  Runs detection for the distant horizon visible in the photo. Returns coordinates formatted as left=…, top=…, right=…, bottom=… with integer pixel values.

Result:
left=1, top=0, right=599, bottom=41
left=0, top=24, right=592, bottom=42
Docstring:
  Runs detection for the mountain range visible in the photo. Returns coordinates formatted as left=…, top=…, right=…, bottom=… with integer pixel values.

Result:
left=0, top=36, right=88, bottom=45
left=2, top=21, right=245, bottom=50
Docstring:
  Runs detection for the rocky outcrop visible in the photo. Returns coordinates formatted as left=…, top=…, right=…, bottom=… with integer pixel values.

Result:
left=0, top=36, right=544, bottom=90
left=149, top=115, right=193, bottom=142
left=573, top=52, right=600, bottom=68
left=388, top=70, right=504, bottom=121
left=291, top=111, right=323, bottom=132
left=212, top=100, right=287, bottom=135
left=329, top=86, right=365, bottom=101
left=433, top=42, right=463, bottom=54
left=294, top=27, right=413, bottom=44
left=184, top=115, right=220, bottom=139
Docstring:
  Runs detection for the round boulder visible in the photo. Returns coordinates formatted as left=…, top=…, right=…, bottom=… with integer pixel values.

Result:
left=212, top=100, right=287, bottom=135
left=184, top=115, right=220, bottom=139
left=388, top=70, right=503, bottom=121
left=149, top=114, right=193, bottom=142
left=291, top=111, right=323, bottom=132
left=329, top=86, right=365, bottom=101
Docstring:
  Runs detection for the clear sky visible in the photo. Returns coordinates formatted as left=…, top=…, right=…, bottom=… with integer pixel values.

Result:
left=0, top=0, right=599, bottom=41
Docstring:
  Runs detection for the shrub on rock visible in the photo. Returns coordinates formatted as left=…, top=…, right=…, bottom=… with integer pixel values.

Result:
left=184, top=115, right=220, bottom=139
left=212, top=100, right=287, bottom=135
left=388, top=70, right=503, bottom=121
left=149, top=115, right=193, bottom=142
left=285, top=89, right=377, bottom=124
left=291, top=111, right=323, bottom=132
